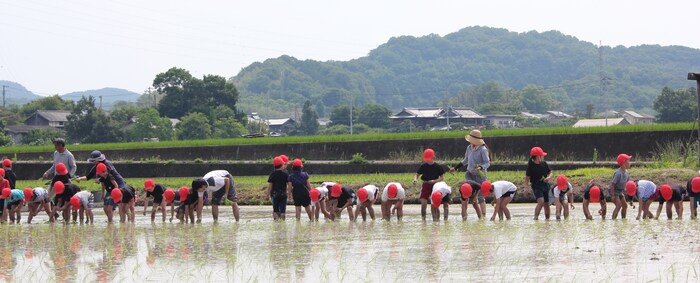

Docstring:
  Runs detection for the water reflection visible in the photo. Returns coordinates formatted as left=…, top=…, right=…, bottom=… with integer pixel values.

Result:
left=0, top=205, right=698, bottom=282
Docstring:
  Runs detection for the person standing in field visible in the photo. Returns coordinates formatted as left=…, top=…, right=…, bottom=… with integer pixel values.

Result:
left=655, top=184, right=684, bottom=220
left=451, top=130, right=490, bottom=219
left=550, top=175, right=574, bottom=220
left=0, top=169, right=10, bottom=221
left=76, top=150, right=125, bottom=188
left=414, top=148, right=445, bottom=221
left=525, top=147, right=552, bottom=220
left=429, top=181, right=452, bottom=221
left=328, top=183, right=355, bottom=221
left=202, top=170, right=239, bottom=222
left=381, top=182, right=406, bottom=221
left=42, top=138, right=77, bottom=181
left=287, top=159, right=313, bottom=221
left=582, top=181, right=607, bottom=220
left=142, top=179, right=167, bottom=222
left=610, top=154, right=631, bottom=219
left=24, top=187, right=53, bottom=223
left=268, top=156, right=289, bottom=221
left=354, top=184, right=379, bottom=222
left=687, top=176, right=700, bottom=219
left=2, top=159, right=16, bottom=190
left=485, top=180, right=517, bottom=221
left=631, top=180, right=657, bottom=220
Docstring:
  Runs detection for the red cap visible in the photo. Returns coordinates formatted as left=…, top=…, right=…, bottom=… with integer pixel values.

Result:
left=2, top=159, right=12, bottom=167
left=273, top=157, right=284, bottom=167
left=556, top=175, right=568, bottom=189
left=625, top=181, right=637, bottom=197
left=357, top=187, right=368, bottom=203
left=164, top=189, right=175, bottom=203
left=481, top=181, right=492, bottom=197
left=179, top=187, right=190, bottom=200
left=96, top=163, right=107, bottom=175
left=279, top=155, right=290, bottom=164
left=692, top=177, right=700, bottom=193
left=24, top=188, right=33, bottom=202
left=0, top=168, right=5, bottom=177
left=56, top=162, right=68, bottom=175
left=292, top=158, right=303, bottom=167
left=331, top=183, right=342, bottom=198
left=589, top=186, right=601, bottom=202
left=423, top=149, right=435, bottom=162
left=431, top=191, right=443, bottom=208
left=460, top=183, right=473, bottom=199
left=387, top=184, right=398, bottom=198
left=54, top=181, right=65, bottom=194
left=530, top=147, right=547, bottom=157
left=616, top=154, right=632, bottom=166
left=144, top=179, right=155, bottom=190
left=309, top=188, right=320, bottom=202
left=660, top=184, right=672, bottom=201
left=70, top=196, right=81, bottom=210
left=1, top=188, right=10, bottom=199
left=111, top=189, right=123, bottom=203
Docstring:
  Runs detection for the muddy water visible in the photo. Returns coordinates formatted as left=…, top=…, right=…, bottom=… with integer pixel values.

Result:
left=0, top=204, right=698, bottom=282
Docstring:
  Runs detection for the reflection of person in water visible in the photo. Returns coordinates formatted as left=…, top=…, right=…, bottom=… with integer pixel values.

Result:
left=0, top=246, right=16, bottom=282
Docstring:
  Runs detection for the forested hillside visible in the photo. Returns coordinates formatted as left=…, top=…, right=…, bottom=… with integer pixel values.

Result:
left=231, top=26, right=700, bottom=117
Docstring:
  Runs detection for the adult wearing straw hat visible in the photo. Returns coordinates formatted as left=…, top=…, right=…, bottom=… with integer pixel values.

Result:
left=450, top=130, right=490, bottom=219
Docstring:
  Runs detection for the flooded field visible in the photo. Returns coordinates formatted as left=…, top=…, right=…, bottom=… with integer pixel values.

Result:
left=0, top=204, right=698, bottom=282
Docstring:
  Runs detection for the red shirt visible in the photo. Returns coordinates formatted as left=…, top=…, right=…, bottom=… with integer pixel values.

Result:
left=0, top=179, right=10, bottom=190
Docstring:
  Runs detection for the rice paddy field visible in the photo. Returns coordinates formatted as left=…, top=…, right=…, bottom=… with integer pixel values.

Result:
left=0, top=204, right=698, bottom=282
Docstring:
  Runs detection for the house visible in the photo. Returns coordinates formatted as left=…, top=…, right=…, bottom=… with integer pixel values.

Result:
left=266, top=118, right=296, bottom=134
left=544, top=111, right=573, bottom=122
left=484, top=115, right=517, bottom=128
left=621, top=111, right=654, bottom=125
left=572, top=118, right=631, bottom=128
left=4, top=125, right=53, bottom=145
left=25, top=110, right=70, bottom=128
left=599, top=110, right=620, bottom=118
left=317, top=118, right=331, bottom=127
left=390, top=107, right=485, bottom=129
left=519, top=112, right=548, bottom=119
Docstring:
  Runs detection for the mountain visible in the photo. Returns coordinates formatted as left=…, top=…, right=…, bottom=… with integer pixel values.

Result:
left=0, top=80, right=41, bottom=105
left=61, top=87, right=141, bottom=109
left=230, top=26, right=700, bottom=117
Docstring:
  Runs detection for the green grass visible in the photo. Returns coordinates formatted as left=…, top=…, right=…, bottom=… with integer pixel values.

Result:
left=3, top=122, right=694, bottom=154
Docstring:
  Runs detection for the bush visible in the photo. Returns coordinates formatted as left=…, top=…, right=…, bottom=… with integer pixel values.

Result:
left=350, top=153, right=368, bottom=164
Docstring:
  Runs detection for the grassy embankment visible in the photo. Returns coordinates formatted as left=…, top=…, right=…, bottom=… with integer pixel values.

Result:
left=2, top=122, right=694, bottom=154
left=15, top=167, right=696, bottom=204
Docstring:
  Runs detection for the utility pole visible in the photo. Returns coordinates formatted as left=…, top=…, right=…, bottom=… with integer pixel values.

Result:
left=446, top=105, right=452, bottom=130
left=688, top=72, right=700, bottom=165
left=349, top=95, right=353, bottom=135
left=598, top=41, right=608, bottom=126
left=148, top=87, right=156, bottom=107
left=99, top=95, right=103, bottom=110
left=1, top=85, right=7, bottom=108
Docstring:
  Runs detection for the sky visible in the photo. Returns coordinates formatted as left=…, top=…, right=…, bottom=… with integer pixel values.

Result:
left=0, top=0, right=698, bottom=96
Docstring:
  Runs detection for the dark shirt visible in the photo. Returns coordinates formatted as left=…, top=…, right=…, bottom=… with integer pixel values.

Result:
left=120, top=187, right=135, bottom=203
left=659, top=185, right=683, bottom=203
left=336, top=186, right=355, bottom=207
left=4, top=169, right=16, bottom=190
left=146, top=184, right=165, bottom=199
left=184, top=190, right=199, bottom=206
left=526, top=159, right=551, bottom=185
left=417, top=162, right=445, bottom=181
left=98, top=174, right=119, bottom=194
left=267, top=170, right=289, bottom=197
left=60, top=184, right=81, bottom=203
left=85, top=160, right=125, bottom=187
left=288, top=171, right=309, bottom=190
left=51, top=174, right=72, bottom=188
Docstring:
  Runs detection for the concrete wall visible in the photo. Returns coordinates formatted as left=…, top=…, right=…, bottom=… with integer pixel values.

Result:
left=8, top=130, right=696, bottom=162
left=12, top=161, right=628, bottom=180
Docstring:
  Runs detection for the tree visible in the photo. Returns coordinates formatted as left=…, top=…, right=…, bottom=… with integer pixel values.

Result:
left=213, top=118, right=248, bottom=138
left=128, top=108, right=174, bottom=141
left=315, top=100, right=326, bottom=118
left=0, top=120, right=12, bottom=146
left=210, top=105, right=237, bottom=122
left=22, top=128, right=65, bottom=146
left=110, top=105, right=144, bottom=124
left=299, top=101, right=319, bottom=135
left=154, top=67, right=243, bottom=121
left=653, top=87, right=696, bottom=123
left=246, top=119, right=269, bottom=134
left=176, top=112, right=211, bottom=140
left=358, top=104, right=391, bottom=128
left=20, top=95, right=72, bottom=116
left=520, top=85, right=560, bottom=113
left=329, top=104, right=358, bottom=126
left=65, top=96, right=124, bottom=143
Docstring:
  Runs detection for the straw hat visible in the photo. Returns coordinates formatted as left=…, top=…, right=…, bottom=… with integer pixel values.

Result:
left=465, top=130, right=485, bottom=145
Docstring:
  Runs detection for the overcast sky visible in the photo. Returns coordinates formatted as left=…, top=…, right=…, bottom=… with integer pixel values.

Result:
left=0, top=0, right=697, bottom=96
